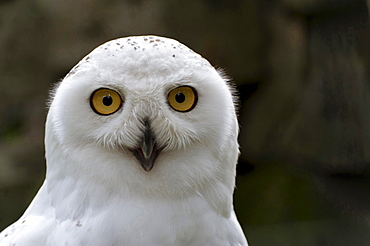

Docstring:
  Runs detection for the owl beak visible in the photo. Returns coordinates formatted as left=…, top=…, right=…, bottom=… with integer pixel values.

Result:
left=132, top=121, right=161, bottom=172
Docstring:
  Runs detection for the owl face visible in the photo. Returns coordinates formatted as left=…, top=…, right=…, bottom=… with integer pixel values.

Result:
left=47, top=36, right=238, bottom=197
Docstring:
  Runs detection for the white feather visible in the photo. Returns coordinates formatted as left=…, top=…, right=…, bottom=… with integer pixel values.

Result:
left=0, top=35, right=248, bottom=246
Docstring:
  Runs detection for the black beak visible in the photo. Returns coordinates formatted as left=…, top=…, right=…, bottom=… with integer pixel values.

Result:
left=132, top=121, right=161, bottom=172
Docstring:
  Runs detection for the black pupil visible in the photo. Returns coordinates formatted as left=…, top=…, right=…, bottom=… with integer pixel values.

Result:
left=175, top=93, right=186, bottom=103
left=102, top=95, right=113, bottom=106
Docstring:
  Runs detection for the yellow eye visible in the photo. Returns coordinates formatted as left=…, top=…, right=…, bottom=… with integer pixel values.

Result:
left=90, top=88, right=122, bottom=115
left=168, top=86, right=198, bottom=112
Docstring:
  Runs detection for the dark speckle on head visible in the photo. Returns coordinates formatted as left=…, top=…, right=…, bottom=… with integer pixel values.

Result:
left=4, top=234, right=8, bottom=237
left=66, top=64, right=80, bottom=77
left=150, top=40, right=154, bottom=43
left=173, top=54, right=176, bottom=57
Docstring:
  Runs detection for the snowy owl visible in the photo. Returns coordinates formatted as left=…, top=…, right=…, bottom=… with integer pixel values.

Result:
left=0, top=35, right=248, bottom=245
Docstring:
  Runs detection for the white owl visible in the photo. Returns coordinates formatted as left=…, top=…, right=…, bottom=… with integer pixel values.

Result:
left=0, top=35, right=248, bottom=246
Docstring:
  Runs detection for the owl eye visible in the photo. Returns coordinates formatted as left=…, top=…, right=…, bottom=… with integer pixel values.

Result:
left=90, top=88, right=123, bottom=115
left=168, top=86, right=198, bottom=112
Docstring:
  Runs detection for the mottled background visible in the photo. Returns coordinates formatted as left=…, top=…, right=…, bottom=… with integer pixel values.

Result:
left=0, top=0, right=369, bottom=245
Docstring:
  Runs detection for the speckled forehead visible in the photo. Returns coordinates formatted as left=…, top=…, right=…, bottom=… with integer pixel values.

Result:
left=96, top=36, right=202, bottom=57
left=68, top=36, right=211, bottom=77
left=100, top=36, right=192, bottom=54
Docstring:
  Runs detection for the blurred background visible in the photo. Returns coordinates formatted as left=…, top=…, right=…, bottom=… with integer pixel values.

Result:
left=0, top=0, right=369, bottom=245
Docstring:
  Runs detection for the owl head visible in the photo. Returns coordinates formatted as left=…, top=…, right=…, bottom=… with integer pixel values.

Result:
left=46, top=36, right=239, bottom=207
